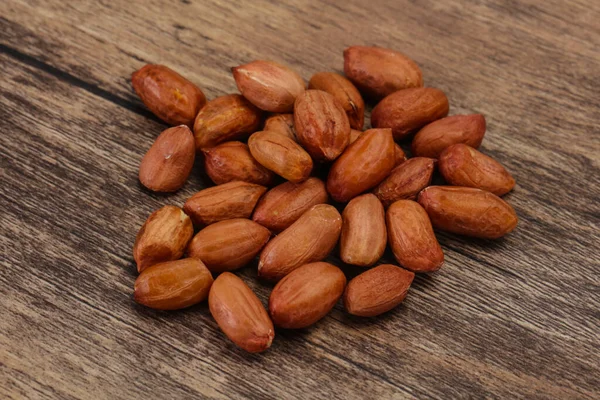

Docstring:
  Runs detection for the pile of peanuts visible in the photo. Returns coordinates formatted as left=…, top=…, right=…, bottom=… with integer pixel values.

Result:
left=130, top=46, right=517, bottom=353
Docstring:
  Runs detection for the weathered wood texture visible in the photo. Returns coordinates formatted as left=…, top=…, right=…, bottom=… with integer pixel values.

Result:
left=1, top=0, right=599, bottom=399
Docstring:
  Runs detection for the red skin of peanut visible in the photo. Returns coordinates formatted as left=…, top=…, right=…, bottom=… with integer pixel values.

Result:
left=412, top=114, right=486, bottom=159
left=132, top=64, right=206, bottom=127
left=438, top=144, right=515, bottom=196
left=418, top=186, right=518, bottom=239
left=327, top=128, right=396, bottom=202
left=343, top=264, right=415, bottom=317
left=386, top=200, right=444, bottom=272
left=269, top=262, right=346, bottom=329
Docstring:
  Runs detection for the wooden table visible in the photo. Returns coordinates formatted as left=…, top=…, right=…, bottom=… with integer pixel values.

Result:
left=1, top=1, right=599, bottom=398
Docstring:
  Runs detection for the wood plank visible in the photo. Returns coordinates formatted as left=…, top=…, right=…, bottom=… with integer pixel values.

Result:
left=1, top=0, right=599, bottom=398
left=1, top=49, right=597, bottom=399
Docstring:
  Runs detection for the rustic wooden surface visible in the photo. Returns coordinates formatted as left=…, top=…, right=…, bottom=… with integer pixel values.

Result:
left=1, top=0, right=599, bottom=398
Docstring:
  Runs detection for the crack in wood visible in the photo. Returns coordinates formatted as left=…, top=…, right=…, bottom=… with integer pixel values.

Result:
left=0, top=43, right=162, bottom=125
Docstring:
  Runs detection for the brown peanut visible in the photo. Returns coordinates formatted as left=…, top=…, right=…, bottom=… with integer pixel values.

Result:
left=133, top=205, right=194, bottom=273
left=209, top=272, right=274, bottom=353
left=412, top=114, right=486, bottom=158
left=131, top=64, right=206, bottom=127
left=252, top=177, right=328, bottom=232
left=258, top=204, right=342, bottom=281
left=371, top=88, right=449, bottom=140
left=134, top=258, right=213, bottom=310
left=308, top=72, right=365, bottom=130
left=439, top=144, right=515, bottom=196
left=193, top=94, right=262, bottom=150
left=187, top=219, right=271, bottom=273
left=203, top=141, right=274, bottom=186
left=248, top=130, right=313, bottom=183
left=139, top=125, right=195, bottom=192
left=418, top=186, right=518, bottom=239
left=294, top=90, right=351, bottom=161
left=344, top=264, right=414, bottom=317
left=340, top=194, right=387, bottom=267
left=183, top=181, right=266, bottom=226
left=373, top=157, right=436, bottom=207
left=343, top=46, right=423, bottom=99
left=327, top=128, right=396, bottom=202
left=386, top=200, right=444, bottom=272
left=232, top=60, right=305, bottom=113
left=269, top=262, right=346, bottom=329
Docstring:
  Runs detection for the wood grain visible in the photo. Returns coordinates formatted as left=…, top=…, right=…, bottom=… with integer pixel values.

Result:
left=1, top=0, right=599, bottom=398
